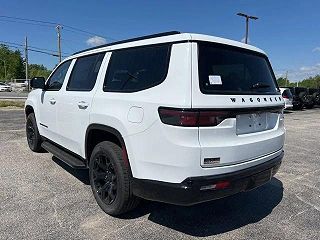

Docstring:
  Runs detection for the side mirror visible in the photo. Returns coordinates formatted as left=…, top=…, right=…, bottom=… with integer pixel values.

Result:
left=30, top=77, right=45, bottom=89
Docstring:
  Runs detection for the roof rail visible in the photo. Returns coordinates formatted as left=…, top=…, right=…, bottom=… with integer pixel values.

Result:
left=73, top=31, right=181, bottom=55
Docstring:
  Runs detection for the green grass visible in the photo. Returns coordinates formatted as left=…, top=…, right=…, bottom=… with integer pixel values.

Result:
left=0, top=100, right=24, bottom=108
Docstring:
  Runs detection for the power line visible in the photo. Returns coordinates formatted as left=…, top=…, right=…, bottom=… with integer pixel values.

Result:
left=0, top=15, right=57, bottom=26
left=0, top=42, right=67, bottom=57
left=0, top=19, right=53, bottom=28
left=28, top=48, right=67, bottom=57
left=0, top=40, right=70, bottom=55
left=0, top=44, right=22, bottom=50
left=0, top=15, right=117, bottom=41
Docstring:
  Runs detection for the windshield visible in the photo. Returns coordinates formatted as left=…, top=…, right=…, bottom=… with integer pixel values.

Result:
left=198, top=42, right=279, bottom=95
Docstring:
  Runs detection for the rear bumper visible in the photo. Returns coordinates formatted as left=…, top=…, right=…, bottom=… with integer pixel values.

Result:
left=284, top=103, right=293, bottom=109
left=132, top=151, right=283, bottom=206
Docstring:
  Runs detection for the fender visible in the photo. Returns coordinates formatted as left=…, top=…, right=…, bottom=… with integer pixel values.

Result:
left=85, top=124, right=131, bottom=171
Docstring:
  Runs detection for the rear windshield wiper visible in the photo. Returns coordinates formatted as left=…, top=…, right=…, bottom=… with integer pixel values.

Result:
left=251, top=82, right=270, bottom=89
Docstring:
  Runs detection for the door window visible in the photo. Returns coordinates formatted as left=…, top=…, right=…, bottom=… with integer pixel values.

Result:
left=67, top=53, right=105, bottom=91
left=46, top=60, right=71, bottom=91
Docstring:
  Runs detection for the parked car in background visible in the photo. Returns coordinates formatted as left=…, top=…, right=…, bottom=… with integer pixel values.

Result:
left=288, top=87, right=314, bottom=109
left=308, top=88, right=320, bottom=105
left=280, top=88, right=293, bottom=109
left=0, top=82, right=12, bottom=92
left=9, top=79, right=29, bottom=91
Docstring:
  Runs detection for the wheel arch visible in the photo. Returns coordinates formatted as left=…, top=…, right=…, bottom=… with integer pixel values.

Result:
left=85, top=124, right=132, bottom=172
left=25, top=105, right=34, bottom=117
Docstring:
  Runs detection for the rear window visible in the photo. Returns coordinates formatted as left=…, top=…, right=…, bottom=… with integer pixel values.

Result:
left=103, top=44, right=171, bottom=92
left=198, top=42, right=279, bottom=95
left=282, top=89, right=293, bottom=98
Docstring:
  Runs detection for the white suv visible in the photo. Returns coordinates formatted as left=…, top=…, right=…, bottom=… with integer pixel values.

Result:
left=25, top=32, right=285, bottom=215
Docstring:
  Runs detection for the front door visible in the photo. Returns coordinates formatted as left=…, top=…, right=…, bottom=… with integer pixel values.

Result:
left=38, top=60, right=72, bottom=143
left=56, top=52, right=107, bottom=158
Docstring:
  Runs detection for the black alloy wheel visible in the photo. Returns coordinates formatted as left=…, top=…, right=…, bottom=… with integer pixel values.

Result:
left=26, top=113, right=43, bottom=152
left=26, top=119, right=36, bottom=147
left=89, top=141, right=140, bottom=216
left=92, top=154, right=117, bottom=205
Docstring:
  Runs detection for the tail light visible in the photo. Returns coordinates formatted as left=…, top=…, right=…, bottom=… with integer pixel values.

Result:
left=158, top=108, right=233, bottom=127
left=282, top=93, right=288, bottom=99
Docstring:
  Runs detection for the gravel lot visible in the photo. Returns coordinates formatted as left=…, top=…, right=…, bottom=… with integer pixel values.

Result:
left=0, top=108, right=319, bottom=240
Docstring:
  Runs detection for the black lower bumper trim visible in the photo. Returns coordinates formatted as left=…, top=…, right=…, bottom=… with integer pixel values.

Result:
left=132, top=151, right=283, bottom=206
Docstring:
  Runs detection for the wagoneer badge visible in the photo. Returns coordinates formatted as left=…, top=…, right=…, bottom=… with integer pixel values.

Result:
left=230, top=97, right=282, bottom=103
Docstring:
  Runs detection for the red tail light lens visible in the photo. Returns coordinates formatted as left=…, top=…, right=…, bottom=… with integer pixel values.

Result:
left=158, top=108, right=232, bottom=127
left=158, top=108, right=199, bottom=126
left=198, top=111, right=231, bottom=126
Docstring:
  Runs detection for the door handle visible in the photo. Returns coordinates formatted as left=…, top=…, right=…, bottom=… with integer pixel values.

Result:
left=78, top=101, right=88, bottom=109
left=49, top=98, right=56, bottom=105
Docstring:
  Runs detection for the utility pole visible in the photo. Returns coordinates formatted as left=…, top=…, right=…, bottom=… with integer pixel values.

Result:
left=285, top=71, right=289, bottom=87
left=0, top=60, right=6, bottom=80
left=237, top=12, right=258, bottom=44
left=56, top=25, right=62, bottom=62
left=25, top=36, right=29, bottom=91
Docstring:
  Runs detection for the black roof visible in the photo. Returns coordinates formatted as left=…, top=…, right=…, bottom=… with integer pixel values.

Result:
left=73, top=31, right=181, bottom=55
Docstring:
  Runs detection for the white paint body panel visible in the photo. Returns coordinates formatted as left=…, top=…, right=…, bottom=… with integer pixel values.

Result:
left=26, top=32, right=285, bottom=184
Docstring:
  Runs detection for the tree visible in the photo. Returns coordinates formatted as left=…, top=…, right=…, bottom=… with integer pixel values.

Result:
left=28, top=64, right=51, bottom=79
left=0, top=45, right=25, bottom=81
left=0, top=45, right=52, bottom=81
left=277, top=77, right=287, bottom=87
left=277, top=75, right=320, bottom=89
left=298, top=75, right=320, bottom=88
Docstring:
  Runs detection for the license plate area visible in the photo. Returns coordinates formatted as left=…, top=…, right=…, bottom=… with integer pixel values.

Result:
left=236, top=112, right=275, bottom=135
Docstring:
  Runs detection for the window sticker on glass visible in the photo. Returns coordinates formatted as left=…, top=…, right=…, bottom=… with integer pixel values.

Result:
left=208, top=75, right=222, bottom=85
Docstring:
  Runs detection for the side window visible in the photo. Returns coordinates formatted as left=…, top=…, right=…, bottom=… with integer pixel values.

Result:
left=67, top=53, right=105, bottom=91
left=46, top=60, right=71, bottom=91
left=103, top=44, right=171, bottom=92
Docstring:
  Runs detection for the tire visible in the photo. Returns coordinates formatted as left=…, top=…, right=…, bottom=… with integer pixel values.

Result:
left=298, top=92, right=306, bottom=99
left=89, top=141, right=140, bottom=216
left=312, top=93, right=320, bottom=105
left=26, top=113, right=43, bottom=152
left=293, top=103, right=303, bottom=110
left=305, top=104, right=314, bottom=109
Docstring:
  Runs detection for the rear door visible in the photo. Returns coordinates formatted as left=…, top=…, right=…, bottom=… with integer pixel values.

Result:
left=191, top=42, right=285, bottom=167
left=57, top=52, right=107, bottom=157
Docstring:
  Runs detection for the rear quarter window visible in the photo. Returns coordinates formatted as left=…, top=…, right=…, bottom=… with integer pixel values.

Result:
left=103, top=44, right=171, bottom=92
left=198, top=42, right=279, bottom=95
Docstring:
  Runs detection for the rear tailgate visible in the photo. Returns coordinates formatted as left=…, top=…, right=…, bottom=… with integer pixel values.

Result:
left=193, top=96, right=284, bottom=167
left=191, top=42, right=285, bottom=167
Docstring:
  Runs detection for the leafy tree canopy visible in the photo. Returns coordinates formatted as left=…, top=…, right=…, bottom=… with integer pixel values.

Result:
left=277, top=75, right=320, bottom=89
left=0, top=45, right=52, bottom=82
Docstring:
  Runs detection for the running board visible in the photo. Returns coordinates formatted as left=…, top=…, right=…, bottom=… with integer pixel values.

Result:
left=41, top=141, right=86, bottom=169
